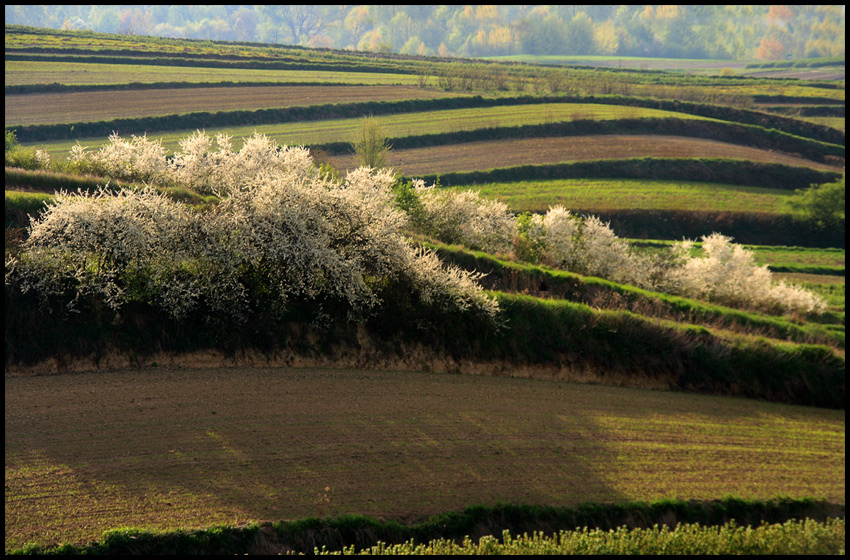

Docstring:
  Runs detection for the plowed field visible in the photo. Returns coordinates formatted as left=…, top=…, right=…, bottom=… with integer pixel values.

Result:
left=327, top=135, right=844, bottom=176
left=5, top=85, right=466, bottom=126
left=5, top=367, right=844, bottom=550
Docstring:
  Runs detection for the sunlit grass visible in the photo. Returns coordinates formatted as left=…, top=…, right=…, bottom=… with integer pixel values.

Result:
left=445, top=178, right=796, bottom=214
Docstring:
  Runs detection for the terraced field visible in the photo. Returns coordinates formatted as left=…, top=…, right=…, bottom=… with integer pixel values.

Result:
left=22, top=103, right=711, bottom=159
left=446, top=179, right=801, bottom=214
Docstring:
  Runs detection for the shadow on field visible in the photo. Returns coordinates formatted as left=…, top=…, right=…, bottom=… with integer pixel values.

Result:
left=5, top=367, right=844, bottom=549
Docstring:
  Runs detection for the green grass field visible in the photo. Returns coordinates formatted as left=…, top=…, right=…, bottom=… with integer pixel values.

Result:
left=446, top=178, right=799, bottom=214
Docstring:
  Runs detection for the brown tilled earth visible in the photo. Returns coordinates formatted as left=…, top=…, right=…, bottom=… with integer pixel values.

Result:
left=328, top=135, right=845, bottom=176
left=5, top=363, right=844, bottom=549
left=4, top=85, right=467, bottom=126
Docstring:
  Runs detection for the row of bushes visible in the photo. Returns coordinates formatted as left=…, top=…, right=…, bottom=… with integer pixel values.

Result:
left=746, top=56, right=845, bottom=69
left=6, top=155, right=842, bottom=195
left=5, top=276, right=844, bottom=408
left=751, top=94, right=845, bottom=105
left=431, top=243, right=844, bottom=348
left=587, top=208, right=846, bottom=249
left=411, top=158, right=842, bottom=191
left=10, top=498, right=842, bottom=555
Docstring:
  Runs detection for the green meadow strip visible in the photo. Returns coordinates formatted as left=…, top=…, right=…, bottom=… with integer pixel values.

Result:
left=444, top=178, right=796, bottom=214
left=7, top=498, right=843, bottom=555
left=4, top=190, right=51, bottom=228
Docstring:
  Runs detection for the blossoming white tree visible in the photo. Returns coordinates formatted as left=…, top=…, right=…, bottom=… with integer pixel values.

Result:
left=7, top=132, right=501, bottom=326
left=414, top=185, right=516, bottom=255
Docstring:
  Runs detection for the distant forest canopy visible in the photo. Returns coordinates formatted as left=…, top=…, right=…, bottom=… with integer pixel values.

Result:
left=4, top=5, right=845, bottom=61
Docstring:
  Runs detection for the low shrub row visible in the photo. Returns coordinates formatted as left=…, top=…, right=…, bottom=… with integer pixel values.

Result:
left=412, top=158, right=842, bottom=192
left=8, top=497, right=843, bottom=555
left=586, top=208, right=846, bottom=249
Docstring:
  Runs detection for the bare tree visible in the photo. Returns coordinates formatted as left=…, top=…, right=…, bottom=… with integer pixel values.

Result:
left=280, top=6, right=323, bottom=45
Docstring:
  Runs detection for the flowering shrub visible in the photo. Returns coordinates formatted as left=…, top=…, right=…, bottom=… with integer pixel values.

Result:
left=7, top=133, right=501, bottom=327
left=525, top=206, right=648, bottom=287
left=10, top=186, right=204, bottom=318
left=670, top=233, right=826, bottom=314
left=415, top=184, right=515, bottom=255
left=68, top=133, right=167, bottom=183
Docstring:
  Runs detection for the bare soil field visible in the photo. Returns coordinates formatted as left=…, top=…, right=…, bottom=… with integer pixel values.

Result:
left=327, top=135, right=845, bottom=176
left=4, top=85, right=465, bottom=127
left=4, top=60, right=420, bottom=87
left=5, top=366, right=844, bottom=550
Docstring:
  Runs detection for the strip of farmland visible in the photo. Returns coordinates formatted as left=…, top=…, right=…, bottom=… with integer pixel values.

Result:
left=5, top=366, right=844, bottom=550
left=326, top=135, right=845, bottom=176
left=4, top=85, right=469, bottom=126
left=446, top=179, right=801, bottom=214
left=4, top=59, right=420, bottom=87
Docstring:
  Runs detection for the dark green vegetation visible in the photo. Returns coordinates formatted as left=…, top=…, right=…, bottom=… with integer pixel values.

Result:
left=8, top=499, right=843, bottom=555
left=5, top=24, right=845, bottom=555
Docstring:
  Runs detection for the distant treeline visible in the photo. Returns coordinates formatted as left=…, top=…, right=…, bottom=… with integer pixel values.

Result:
left=6, top=5, right=845, bottom=61
left=8, top=94, right=844, bottom=146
